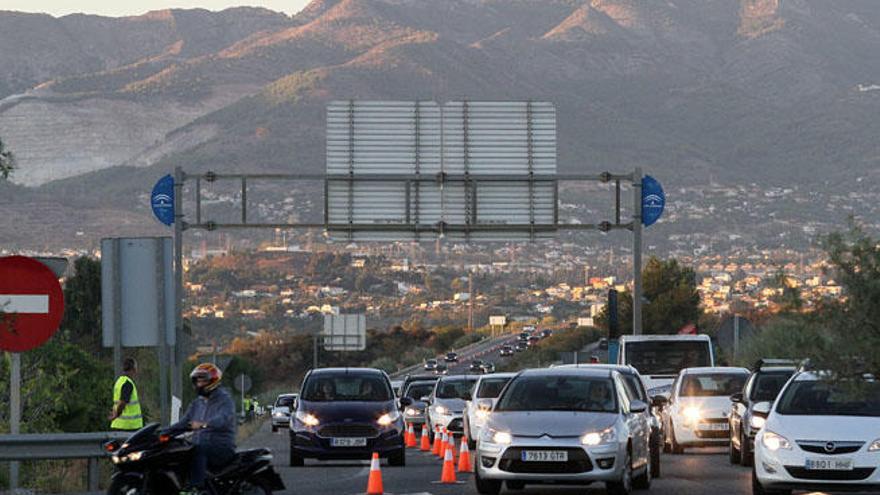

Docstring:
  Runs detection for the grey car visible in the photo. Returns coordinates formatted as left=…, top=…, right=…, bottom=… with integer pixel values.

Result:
left=475, top=368, right=652, bottom=495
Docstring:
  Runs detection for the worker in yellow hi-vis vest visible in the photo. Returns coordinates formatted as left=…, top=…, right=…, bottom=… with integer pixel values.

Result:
left=109, top=357, right=144, bottom=431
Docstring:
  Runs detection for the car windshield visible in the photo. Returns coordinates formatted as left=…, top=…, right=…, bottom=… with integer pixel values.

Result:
left=302, top=375, right=392, bottom=402
left=750, top=372, right=794, bottom=402
left=476, top=377, right=512, bottom=399
left=405, top=382, right=436, bottom=400
left=496, top=376, right=618, bottom=413
left=275, top=396, right=296, bottom=407
left=436, top=378, right=478, bottom=399
left=776, top=380, right=880, bottom=417
left=680, top=373, right=747, bottom=397
left=625, top=341, right=711, bottom=376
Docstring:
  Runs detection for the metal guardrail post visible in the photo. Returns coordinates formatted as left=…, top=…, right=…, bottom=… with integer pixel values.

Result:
left=88, top=458, right=99, bottom=491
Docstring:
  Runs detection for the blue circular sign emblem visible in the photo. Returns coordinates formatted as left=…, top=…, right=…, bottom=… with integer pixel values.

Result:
left=151, top=174, right=175, bottom=226
left=641, top=175, right=665, bottom=227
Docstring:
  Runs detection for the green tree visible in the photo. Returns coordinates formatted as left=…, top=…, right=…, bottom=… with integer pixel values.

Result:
left=0, top=137, right=14, bottom=180
left=600, top=257, right=702, bottom=334
left=60, top=257, right=103, bottom=351
left=767, top=267, right=803, bottom=312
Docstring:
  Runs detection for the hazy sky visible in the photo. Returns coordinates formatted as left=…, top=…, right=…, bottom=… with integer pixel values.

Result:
left=0, top=0, right=312, bottom=17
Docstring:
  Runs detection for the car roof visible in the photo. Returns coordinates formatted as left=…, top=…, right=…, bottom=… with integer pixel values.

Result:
left=681, top=366, right=750, bottom=375
left=620, top=335, right=710, bottom=342
left=755, top=367, right=797, bottom=374
left=438, top=374, right=480, bottom=381
left=476, top=372, right=517, bottom=381
left=309, top=367, right=386, bottom=376
left=276, top=393, right=297, bottom=398
left=555, top=364, right=640, bottom=375
left=518, top=367, right=614, bottom=378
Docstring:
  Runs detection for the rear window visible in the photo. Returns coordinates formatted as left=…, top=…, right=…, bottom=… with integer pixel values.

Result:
left=302, top=374, right=392, bottom=402
left=476, top=377, right=513, bottom=399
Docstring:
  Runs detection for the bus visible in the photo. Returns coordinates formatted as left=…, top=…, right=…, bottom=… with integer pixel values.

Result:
left=616, top=334, right=714, bottom=398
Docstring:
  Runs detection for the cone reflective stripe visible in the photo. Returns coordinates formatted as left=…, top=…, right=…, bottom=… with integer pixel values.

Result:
left=420, top=424, right=431, bottom=451
left=366, top=452, right=383, bottom=495
left=432, top=426, right=442, bottom=455
left=458, top=438, right=472, bottom=473
left=406, top=423, right=417, bottom=447
left=440, top=444, right=457, bottom=483
left=440, top=429, right=449, bottom=458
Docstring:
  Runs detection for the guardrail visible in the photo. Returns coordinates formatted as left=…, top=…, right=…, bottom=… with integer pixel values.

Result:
left=0, top=431, right=129, bottom=492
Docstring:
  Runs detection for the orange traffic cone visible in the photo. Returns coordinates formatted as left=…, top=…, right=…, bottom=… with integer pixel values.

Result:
left=458, top=438, right=473, bottom=473
left=366, top=452, right=384, bottom=495
left=420, top=424, right=431, bottom=451
left=406, top=423, right=417, bottom=448
left=439, top=429, right=449, bottom=459
left=431, top=426, right=442, bottom=455
left=439, top=444, right=458, bottom=483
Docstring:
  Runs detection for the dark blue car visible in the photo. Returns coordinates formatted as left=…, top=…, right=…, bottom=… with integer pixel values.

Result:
left=289, top=368, right=411, bottom=466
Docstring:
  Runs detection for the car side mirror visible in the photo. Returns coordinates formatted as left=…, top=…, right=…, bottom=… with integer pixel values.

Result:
left=399, top=397, right=413, bottom=408
left=292, top=398, right=298, bottom=410
left=420, top=396, right=431, bottom=403
left=630, top=400, right=648, bottom=414
left=752, top=401, right=771, bottom=415
left=730, top=393, right=744, bottom=404
left=650, top=395, right=668, bottom=408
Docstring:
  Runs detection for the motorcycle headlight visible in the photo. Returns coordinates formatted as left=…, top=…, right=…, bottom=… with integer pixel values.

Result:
left=296, top=411, right=319, bottom=427
left=435, top=405, right=448, bottom=415
left=762, top=431, right=791, bottom=451
left=868, top=439, right=880, bottom=452
left=682, top=406, right=702, bottom=424
left=377, top=411, right=400, bottom=426
left=114, top=451, right=144, bottom=463
left=582, top=427, right=617, bottom=446
left=749, top=415, right=766, bottom=430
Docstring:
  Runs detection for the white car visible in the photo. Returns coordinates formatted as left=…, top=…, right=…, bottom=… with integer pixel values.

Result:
left=463, top=373, right=516, bottom=449
left=427, top=375, right=479, bottom=437
left=271, top=393, right=297, bottom=432
left=475, top=367, right=652, bottom=495
left=663, top=367, right=749, bottom=453
left=753, top=371, right=880, bottom=495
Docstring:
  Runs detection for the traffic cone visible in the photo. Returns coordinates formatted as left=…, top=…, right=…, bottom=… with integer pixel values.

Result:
left=432, top=426, right=442, bottom=455
left=420, top=424, right=431, bottom=451
left=366, top=452, right=384, bottom=495
left=439, top=444, right=458, bottom=483
left=458, top=438, right=472, bottom=473
left=439, top=429, right=449, bottom=459
left=406, top=423, right=416, bottom=448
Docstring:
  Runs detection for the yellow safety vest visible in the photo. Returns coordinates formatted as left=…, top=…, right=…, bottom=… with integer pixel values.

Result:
left=111, top=375, right=143, bottom=430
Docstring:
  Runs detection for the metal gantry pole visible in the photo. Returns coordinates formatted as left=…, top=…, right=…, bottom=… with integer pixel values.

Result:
left=632, top=167, right=644, bottom=335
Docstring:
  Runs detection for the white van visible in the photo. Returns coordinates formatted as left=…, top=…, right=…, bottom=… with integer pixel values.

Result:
left=617, top=335, right=714, bottom=397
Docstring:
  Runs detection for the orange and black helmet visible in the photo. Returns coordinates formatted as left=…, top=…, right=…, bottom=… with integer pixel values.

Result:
left=190, top=363, right=222, bottom=392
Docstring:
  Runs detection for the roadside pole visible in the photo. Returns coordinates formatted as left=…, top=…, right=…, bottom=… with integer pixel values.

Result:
left=632, top=167, right=644, bottom=335
left=173, top=167, right=184, bottom=419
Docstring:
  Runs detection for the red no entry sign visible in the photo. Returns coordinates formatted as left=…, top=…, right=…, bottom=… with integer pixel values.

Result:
left=0, top=256, right=65, bottom=352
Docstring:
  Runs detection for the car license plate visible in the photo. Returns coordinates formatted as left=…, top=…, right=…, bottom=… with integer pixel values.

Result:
left=805, top=458, right=853, bottom=471
left=699, top=423, right=729, bottom=431
left=521, top=450, right=568, bottom=462
left=331, top=437, right=367, bottom=447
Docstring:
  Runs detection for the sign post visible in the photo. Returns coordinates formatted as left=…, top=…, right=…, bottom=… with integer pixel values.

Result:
left=634, top=173, right=666, bottom=335
left=0, top=256, right=66, bottom=491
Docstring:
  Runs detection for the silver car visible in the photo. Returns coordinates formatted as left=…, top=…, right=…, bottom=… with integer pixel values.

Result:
left=475, top=368, right=652, bottom=495
left=271, top=393, right=297, bottom=432
left=463, top=373, right=516, bottom=449
left=427, top=375, right=479, bottom=437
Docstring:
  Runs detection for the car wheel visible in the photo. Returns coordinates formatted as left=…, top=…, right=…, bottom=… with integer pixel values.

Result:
left=289, top=437, right=304, bottom=467
left=607, top=449, right=633, bottom=495
left=752, top=466, right=791, bottom=495
left=650, top=432, right=661, bottom=479
left=729, top=428, right=742, bottom=464
left=633, top=447, right=652, bottom=490
left=669, top=423, right=684, bottom=455
left=506, top=480, right=526, bottom=490
left=388, top=448, right=406, bottom=467
left=474, top=463, right=502, bottom=495
left=741, top=431, right=753, bottom=467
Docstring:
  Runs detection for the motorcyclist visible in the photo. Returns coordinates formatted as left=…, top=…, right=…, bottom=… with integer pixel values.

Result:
left=170, top=363, right=237, bottom=493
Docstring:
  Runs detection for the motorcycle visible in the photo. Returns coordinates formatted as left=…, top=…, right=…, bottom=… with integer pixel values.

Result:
left=104, top=423, right=285, bottom=495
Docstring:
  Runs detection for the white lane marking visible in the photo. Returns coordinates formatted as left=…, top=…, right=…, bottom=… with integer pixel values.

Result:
left=0, top=294, right=49, bottom=313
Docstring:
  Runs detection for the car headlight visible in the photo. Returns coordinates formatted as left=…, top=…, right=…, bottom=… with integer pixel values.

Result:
left=435, top=405, right=448, bottom=415
left=377, top=411, right=400, bottom=426
left=869, top=439, right=880, bottom=452
left=749, top=415, right=766, bottom=430
left=492, top=431, right=513, bottom=445
left=582, top=427, right=617, bottom=446
left=296, top=411, right=320, bottom=427
left=762, top=431, right=791, bottom=451
left=475, top=409, right=491, bottom=421
left=682, top=406, right=702, bottom=424
left=273, top=411, right=285, bottom=418
left=405, top=407, right=421, bottom=416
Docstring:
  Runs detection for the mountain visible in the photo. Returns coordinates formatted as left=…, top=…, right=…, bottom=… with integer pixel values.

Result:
left=1, top=0, right=880, bottom=248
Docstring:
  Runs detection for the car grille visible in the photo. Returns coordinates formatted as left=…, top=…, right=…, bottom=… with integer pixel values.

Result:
left=695, top=430, right=729, bottom=439
left=700, top=418, right=728, bottom=423
left=317, top=424, right=379, bottom=438
left=796, top=441, right=864, bottom=455
left=784, top=467, right=875, bottom=481
left=499, top=448, right=593, bottom=474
